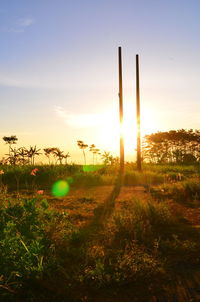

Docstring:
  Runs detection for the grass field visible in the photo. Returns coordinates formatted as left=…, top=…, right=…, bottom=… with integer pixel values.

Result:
left=0, top=163, right=200, bottom=301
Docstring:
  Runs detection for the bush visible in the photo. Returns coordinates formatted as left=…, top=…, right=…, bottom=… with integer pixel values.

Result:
left=151, top=179, right=200, bottom=203
left=0, top=198, right=73, bottom=298
left=124, top=171, right=164, bottom=186
left=78, top=198, right=172, bottom=288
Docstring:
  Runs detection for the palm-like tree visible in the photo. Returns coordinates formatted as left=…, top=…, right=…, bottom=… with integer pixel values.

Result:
left=6, top=147, right=20, bottom=165
left=3, top=135, right=18, bottom=156
left=77, top=140, right=88, bottom=165
left=27, top=146, right=41, bottom=165
left=44, top=148, right=70, bottom=165
left=89, top=144, right=96, bottom=164
left=64, top=152, right=70, bottom=165
left=52, top=148, right=65, bottom=165
left=93, top=148, right=100, bottom=164
left=101, top=151, right=111, bottom=165
left=44, top=148, right=54, bottom=164
left=18, top=147, right=29, bottom=165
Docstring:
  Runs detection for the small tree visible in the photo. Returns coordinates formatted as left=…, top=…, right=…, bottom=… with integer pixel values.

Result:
left=18, top=147, right=29, bottom=165
left=27, top=146, right=41, bottom=165
left=52, top=148, right=65, bottom=165
left=43, top=148, right=53, bottom=165
left=3, top=135, right=18, bottom=156
left=64, top=152, right=70, bottom=165
left=101, top=151, right=111, bottom=165
left=93, top=148, right=100, bottom=164
left=77, top=140, right=88, bottom=165
left=6, top=147, right=20, bottom=166
left=89, top=144, right=96, bottom=164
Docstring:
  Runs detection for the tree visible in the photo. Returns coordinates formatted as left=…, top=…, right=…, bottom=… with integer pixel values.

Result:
left=27, top=146, right=41, bottom=165
left=64, top=152, right=70, bottom=165
left=101, top=151, right=111, bottom=165
left=77, top=140, right=88, bottom=165
left=89, top=144, right=96, bottom=165
left=17, top=147, right=29, bottom=165
left=52, top=148, right=65, bottom=165
left=143, top=129, right=200, bottom=163
left=93, top=148, right=100, bottom=164
left=6, top=147, right=20, bottom=166
left=101, top=151, right=119, bottom=166
left=3, top=135, right=18, bottom=156
left=43, top=148, right=53, bottom=165
left=89, top=144, right=100, bottom=165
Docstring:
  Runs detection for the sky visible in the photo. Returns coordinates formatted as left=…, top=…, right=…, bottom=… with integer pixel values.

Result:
left=0, top=0, right=200, bottom=163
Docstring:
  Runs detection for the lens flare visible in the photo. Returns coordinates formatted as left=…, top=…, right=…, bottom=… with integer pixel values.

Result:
left=83, top=165, right=102, bottom=172
left=52, top=180, right=70, bottom=197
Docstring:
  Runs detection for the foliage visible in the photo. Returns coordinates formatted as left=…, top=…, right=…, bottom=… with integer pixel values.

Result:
left=0, top=199, right=50, bottom=294
left=124, top=170, right=164, bottom=186
left=0, top=188, right=200, bottom=300
left=77, top=140, right=88, bottom=165
left=2, top=146, right=41, bottom=166
left=89, top=144, right=101, bottom=165
left=43, top=147, right=70, bottom=165
left=151, top=179, right=200, bottom=203
left=101, top=151, right=119, bottom=166
left=143, top=129, right=200, bottom=163
left=0, top=197, right=75, bottom=300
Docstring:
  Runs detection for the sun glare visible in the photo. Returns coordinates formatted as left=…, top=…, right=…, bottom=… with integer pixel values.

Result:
left=56, top=103, right=159, bottom=160
left=99, top=103, right=158, bottom=156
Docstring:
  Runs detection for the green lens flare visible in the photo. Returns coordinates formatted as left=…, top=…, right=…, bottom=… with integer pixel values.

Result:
left=52, top=180, right=70, bottom=197
left=83, top=165, right=102, bottom=172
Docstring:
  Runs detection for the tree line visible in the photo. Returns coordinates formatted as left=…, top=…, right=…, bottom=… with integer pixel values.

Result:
left=0, top=136, right=118, bottom=166
left=1, top=129, right=199, bottom=165
left=143, top=129, right=200, bottom=163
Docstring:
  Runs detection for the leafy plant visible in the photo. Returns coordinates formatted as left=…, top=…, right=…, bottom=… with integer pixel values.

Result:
left=77, top=140, right=88, bottom=165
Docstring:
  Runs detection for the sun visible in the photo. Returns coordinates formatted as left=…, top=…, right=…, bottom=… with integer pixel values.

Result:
left=99, top=103, right=158, bottom=157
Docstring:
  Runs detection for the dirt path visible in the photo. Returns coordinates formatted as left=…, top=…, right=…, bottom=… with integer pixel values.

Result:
left=168, top=200, right=200, bottom=227
left=48, top=185, right=114, bottom=226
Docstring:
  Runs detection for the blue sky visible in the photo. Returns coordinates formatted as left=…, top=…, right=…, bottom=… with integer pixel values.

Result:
left=0, top=0, right=200, bottom=162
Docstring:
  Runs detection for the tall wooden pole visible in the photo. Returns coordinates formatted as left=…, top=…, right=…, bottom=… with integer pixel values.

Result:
left=118, top=47, right=124, bottom=174
left=136, top=54, right=142, bottom=171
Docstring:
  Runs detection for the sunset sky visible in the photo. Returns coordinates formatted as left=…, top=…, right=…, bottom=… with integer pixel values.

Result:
left=0, top=0, right=200, bottom=163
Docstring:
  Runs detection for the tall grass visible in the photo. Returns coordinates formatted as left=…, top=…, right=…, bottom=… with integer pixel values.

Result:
left=1, top=194, right=200, bottom=301
left=124, top=170, right=164, bottom=186
left=151, top=179, right=200, bottom=203
left=0, top=163, right=199, bottom=192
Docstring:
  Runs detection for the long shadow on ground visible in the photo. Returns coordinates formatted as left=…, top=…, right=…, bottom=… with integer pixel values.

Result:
left=73, top=180, right=121, bottom=244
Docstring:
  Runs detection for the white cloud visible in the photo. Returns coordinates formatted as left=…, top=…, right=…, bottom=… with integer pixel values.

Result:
left=1, top=17, right=35, bottom=33
left=17, top=17, right=34, bottom=27
left=55, top=106, right=105, bottom=128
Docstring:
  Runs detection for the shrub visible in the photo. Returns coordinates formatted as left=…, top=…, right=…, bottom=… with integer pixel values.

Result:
left=151, top=179, right=200, bottom=203
left=124, top=171, right=164, bottom=186
left=0, top=198, right=73, bottom=298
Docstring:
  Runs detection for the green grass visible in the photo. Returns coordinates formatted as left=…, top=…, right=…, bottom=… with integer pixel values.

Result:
left=142, top=162, right=200, bottom=177
left=151, top=179, right=200, bottom=203
left=0, top=163, right=200, bottom=300
left=0, top=163, right=199, bottom=192
left=1, top=191, right=200, bottom=301
left=124, top=170, right=164, bottom=186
